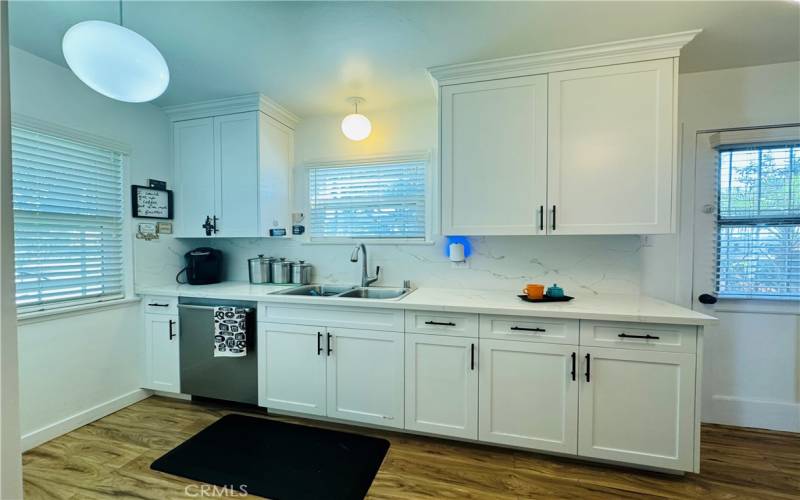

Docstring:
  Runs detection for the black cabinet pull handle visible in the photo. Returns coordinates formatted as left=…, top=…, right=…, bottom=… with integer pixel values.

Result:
left=571, top=352, right=576, bottom=381
left=539, top=205, right=544, bottom=231
left=202, top=215, right=214, bottom=236
left=618, top=333, right=660, bottom=340
left=148, top=303, right=169, bottom=307
left=470, top=343, right=475, bottom=371
left=168, top=320, right=176, bottom=340
left=326, top=332, right=333, bottom=356
left=510, top=326, right=546, bottom=332
left=317, top=332, right=323, bottom=355
left=552, top=205, right=557, bottom=231
left=585, top=353, right=591, bottom=382
left=425, top=320, right=456, bottom=327
left=212, top=215, right=219, bottom=234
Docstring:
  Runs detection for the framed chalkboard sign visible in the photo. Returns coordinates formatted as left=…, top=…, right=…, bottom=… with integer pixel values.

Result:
left=131, top=185, right=173, bottom=219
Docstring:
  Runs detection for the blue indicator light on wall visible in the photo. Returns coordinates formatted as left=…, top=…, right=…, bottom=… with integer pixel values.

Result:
left=445, top=235, right=472, bottom=260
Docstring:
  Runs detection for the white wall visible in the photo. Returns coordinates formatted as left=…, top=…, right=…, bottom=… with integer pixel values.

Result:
left=9, top=47, right=180, bottom=448
left=642, top=61, right=800, bottom=431
left=0, top=3, right=22, bottom=497
left=183, top=105, right=643, bottom=295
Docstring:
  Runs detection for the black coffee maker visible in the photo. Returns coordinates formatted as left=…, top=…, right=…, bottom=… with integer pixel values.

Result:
left=176, top=248, right=223, bottom=285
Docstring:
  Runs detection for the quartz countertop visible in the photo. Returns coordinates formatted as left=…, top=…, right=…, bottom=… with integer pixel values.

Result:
left=136, top=282, right=717, bottom=326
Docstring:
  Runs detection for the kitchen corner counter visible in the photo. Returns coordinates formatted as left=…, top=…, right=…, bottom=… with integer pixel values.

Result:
left=136, top=282, right=717, bottom=326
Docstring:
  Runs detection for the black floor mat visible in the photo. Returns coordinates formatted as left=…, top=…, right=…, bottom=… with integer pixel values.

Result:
left=151, top=413, right=390, bottom=500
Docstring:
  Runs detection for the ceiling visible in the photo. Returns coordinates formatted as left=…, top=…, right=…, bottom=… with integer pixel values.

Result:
left=8, top=1, right=800, bottom=117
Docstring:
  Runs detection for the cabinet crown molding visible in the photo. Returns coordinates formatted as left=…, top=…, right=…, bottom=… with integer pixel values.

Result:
left=162, top=93, right=300, bottom=129
left=428, top=29, right=701, bottom=86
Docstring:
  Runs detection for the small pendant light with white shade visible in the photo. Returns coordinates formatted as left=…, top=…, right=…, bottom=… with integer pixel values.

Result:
left=62, top=0, right=169, bottom=103
left=341, top=97, right=372, bottom=141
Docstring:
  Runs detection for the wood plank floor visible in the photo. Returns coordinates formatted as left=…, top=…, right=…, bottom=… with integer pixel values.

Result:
left=23, top=396, right=800, bottom=499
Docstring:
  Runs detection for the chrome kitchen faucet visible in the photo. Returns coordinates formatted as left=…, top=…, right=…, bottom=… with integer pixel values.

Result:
left=350, top=243, right=380, bottom=287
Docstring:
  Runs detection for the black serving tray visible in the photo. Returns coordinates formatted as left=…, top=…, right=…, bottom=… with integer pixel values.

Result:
left=517, top=294, right=574, bottom=303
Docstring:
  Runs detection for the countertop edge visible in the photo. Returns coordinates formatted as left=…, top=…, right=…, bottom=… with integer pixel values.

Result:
left=135, top=284, right=718, bottom=327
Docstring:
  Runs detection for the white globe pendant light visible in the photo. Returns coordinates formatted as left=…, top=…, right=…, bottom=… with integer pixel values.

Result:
left=341, top=97, right=372, bottom=141
left=62, top=1, right=169, bottom=103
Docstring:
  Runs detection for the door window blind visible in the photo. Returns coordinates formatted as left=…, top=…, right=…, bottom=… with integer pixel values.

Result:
left=11, top=126, right=125, bottom=311
left=308, top=160, right=427, bottom=239
left=716, top=143, right=800, bottom=298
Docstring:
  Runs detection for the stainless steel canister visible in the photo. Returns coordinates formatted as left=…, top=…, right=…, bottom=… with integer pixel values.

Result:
left=271, top=258, right=292, bottom=284
left=291, top=260, right=313, bottom=285
left=248, top=254, right=272, bottom=284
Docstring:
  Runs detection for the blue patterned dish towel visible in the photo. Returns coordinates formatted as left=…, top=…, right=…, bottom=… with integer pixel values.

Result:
left=213, top=306, right=250, bottom=357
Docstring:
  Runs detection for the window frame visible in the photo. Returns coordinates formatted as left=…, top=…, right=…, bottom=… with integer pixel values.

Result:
left=301, top=151, right=435, bottom=245
left=714, top=141, right=800, bottom=300
left=11, top=115, right=134, bottom=318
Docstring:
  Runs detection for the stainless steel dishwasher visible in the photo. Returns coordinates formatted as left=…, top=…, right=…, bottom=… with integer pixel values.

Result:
left=178, top=297, right=258, bottom=404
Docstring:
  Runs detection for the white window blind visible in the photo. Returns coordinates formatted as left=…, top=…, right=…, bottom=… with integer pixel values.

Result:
left=308, top=160, right=427, bottom=239
left=716, top=143, right=800, bottom=298
left=11, top=126, right=125, bottom=311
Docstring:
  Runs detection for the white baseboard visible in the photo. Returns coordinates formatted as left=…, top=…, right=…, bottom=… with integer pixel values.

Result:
left=21, top=389, right=152, bottom=451
left=153, top=391, right=192, bottom=401
left=706, top=395, right=800, bottom=433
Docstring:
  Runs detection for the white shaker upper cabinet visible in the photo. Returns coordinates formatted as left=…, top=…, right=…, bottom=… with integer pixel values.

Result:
left=441, top=75, right=548, bottom=235
left=547, top=59, right=676, bottom=234
left=214, top=112, right=259, bottom=237
left=173, top=118, right=215, bottom=237
left=167, top=94, right=297, bottom=238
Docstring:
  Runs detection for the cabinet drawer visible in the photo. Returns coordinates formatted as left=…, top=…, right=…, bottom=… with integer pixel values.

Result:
left=480, top=315, right=578, bottom=344
left=405, top=310, right=478, bottom=338
left=579, top=321, right=696, bottom=353
left=259, top=303, right=404, bottom=332
left=143, top=295, right=178, bottom=315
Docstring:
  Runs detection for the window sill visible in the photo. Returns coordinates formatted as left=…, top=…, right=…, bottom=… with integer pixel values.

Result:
left=300, top=238, right=436, bottom=246
left=17, top=297, right=142, bottom=326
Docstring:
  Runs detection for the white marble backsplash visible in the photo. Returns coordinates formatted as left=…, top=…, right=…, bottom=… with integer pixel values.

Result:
left=139, top=235, right=642, bottom=295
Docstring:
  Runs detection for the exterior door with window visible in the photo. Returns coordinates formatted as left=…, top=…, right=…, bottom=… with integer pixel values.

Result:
left=692, top=127, right=800, bottom=432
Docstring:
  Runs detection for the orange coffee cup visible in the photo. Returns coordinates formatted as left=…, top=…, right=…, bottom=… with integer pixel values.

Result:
left=522, top=283, right=544, bottom=299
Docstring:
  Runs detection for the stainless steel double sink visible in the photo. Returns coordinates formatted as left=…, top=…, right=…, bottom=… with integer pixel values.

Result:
left=274, top=284, right=413, bottom=300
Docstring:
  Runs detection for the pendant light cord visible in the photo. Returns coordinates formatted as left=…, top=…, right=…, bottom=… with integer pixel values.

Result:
left=119, top=0, right=123, bottom=26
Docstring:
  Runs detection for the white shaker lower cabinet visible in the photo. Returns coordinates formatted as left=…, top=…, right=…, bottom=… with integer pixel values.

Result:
left=260, top=324, right=326, bottom=416
left=405, top=334, right=478, bottom=439
left=326, top=328, right=404, bottom=428
left=578, top=347, right=696, bottom=471
left=479, top=339, right=579, bottom=454
left=143, top=314, right=180, bottom=393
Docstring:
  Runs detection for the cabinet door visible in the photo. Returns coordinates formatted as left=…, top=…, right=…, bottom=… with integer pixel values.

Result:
left=479, top=339, right=578, bottom=454
left=258, top=113, right=293, bottom=237
left=578, top=347, right=695, bottom=471
left=548, top=59, right=675, bottom=234
left=262, top=324, right=327, bottom=416
left=326, top=328, right=404, bottom=428
left=143, top=314, right=180, bottom=392
left=173, top=118, right=215, bottom=237
left=405, top=334, right=478, bottom=439
left=441, top=75, right=548, bottom=235
left=214, top=112, right=259, bottom=237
